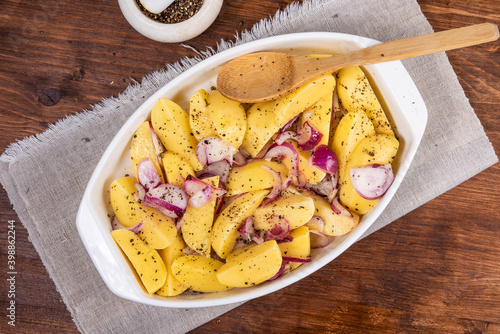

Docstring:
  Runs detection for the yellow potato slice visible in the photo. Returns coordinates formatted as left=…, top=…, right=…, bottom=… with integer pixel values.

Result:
left=111, top=229, right=166, bottom=294
left=211, top=189, right=268, bottom=259
left=162, top=151, right=195, bottom=187
left=225, top=160, right=288, bottom=196
left=217, top=240, right=282, bottom=287
left=156, top=233, right=189, bottom=297
left=278, top=226, right=311, bottom=270
left=189, top=89, right=218, bottom=142
left=171, top=255, right=231, bottom=293
left=151, top=98, right=202, bottom=171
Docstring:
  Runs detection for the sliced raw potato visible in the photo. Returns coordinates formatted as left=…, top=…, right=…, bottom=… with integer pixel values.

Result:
left=337, top=66, right=394, bottom=136
left=252, top=194, right=315, bottom=231
left=211, top=190, right=269, bottom=259
left=339, top=134, right=399, bottom=215
left=225, top=243, right=257, bottom=263
left=278, top=226, right=311, bottom=270
left=207, top=89, right=247, bottom=150
left=156, top=233, right=189, bottom=297
left=162, top=151, right=195, bottom=187
left=331, top=109, right=376, bottom=183
left=284, top=187, right=360, bottom=236
left=181, top=176, right=219, bottom=257
left=171, top=255, right=231, bottom=293
left=189, top=89, right=218, bottom=142
left=217, top=240, right=283, bottom=287
left=110, top=177, right=177, bottom=249
left=225, top=160, right=288, bottom=196
left=282, top=140, right=326, bottom=185
left=130, top=121, right=165, bottom=183
left=241, top=74, right=336, bottom=157
left=111, top=229, right=167, bottom=294
left=151, top=98, right=202, bottom=171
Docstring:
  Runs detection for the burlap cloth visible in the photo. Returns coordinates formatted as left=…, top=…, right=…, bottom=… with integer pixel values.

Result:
left=0, top=0, right=497, bottom=333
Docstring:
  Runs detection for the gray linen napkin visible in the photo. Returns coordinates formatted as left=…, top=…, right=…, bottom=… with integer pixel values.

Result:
left=1, top=0, right=497, bottom=333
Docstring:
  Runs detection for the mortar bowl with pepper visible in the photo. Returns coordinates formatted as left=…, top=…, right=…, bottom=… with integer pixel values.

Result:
left=118, top=0, right=223, bottom=43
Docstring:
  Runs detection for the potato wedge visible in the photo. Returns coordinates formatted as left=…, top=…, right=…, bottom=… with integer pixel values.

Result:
left=284, top=187, right=360, bottom=236
left=156, top=233, right=189, bottom=297
left=282, top=140, right=326, bottom=185
left=331, top=109, right=376, bottom=183
left=207, top=89, right=247, bottom=150
left=151, top=98, right=202, bottom=171
left=171, top=255, right=231, bottom=293
left=241, top=74, right=335, bottom=157
left=181, top=176, right=219, bottom=257
left=217, top=240, right=282, bottom=287
left=252, top=194, right=315, bottom=231
left=211, top=189, right=269, bottom=259
left=225, top=160, right=288, bottom=196
left=278, top=226, right=311, bottom=270
left=337, top=66, right=394, bottom=136
left=162, top=151, right=195, bottom=187
left=110, top=177, right=177, bottom=249
left=189, top=89, right=218, bottom=142
left=339, top=134, right=399, bottom=214
left=111, top=229, right=166, bottom=294
left=130, top=121, right=165, bottom=184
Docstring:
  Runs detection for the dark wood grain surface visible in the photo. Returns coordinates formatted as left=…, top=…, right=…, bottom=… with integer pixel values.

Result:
left=1, top=0, right=499, bottom=333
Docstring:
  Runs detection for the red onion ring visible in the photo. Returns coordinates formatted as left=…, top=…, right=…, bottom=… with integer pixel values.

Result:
left=309, top=230, right=330, bottom=249
left=305, top=215, right=325, bottom=232
left=268, top=261, right=291, bottom=281
left=196, top=159, right=230, bottom=186
left=137, top=158, right=162, bottom=191
left=196, top=136, right=235, bottom=167
left=128, top=221, right=144, bottom=234
left=330, top=197, right=353, bottom=217
left=281, top=256, right=312, bottom=263
left=143, top=184, right=188, bottom=219
left=309, top=145, right=339, bottom=174
left=261, top=165, right=283, bottom=199
left=297, top=121, right=323, bottom=151
left=264, top=215, right=290, bottom=241
left=350, top=164, right=395, bottom=200
left=134, top=182, right=146, bottom=202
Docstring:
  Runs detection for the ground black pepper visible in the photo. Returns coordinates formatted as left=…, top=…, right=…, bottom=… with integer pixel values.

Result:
left=136, top=0, right=204, bottom=24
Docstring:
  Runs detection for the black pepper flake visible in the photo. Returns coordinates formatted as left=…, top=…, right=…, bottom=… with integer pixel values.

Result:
left=135, top=0, right=204, bottom=24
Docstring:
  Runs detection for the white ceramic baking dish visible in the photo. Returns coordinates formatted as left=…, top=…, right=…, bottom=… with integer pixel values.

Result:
left=76, top=31, right=428, bottom=308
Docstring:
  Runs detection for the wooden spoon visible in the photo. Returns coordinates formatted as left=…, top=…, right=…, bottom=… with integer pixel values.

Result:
left=217, top=23, right=499, bottom=103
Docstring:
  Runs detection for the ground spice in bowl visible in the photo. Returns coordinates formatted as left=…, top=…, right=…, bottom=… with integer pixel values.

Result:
left=135, top=0, right=204, bottom=24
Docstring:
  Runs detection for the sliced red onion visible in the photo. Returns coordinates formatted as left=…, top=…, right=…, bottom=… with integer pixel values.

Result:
left=128, top=221, right=144, bottom=234
left=309, top=230, right=330, bottom=249
left=196, top=160, right=230, bottom=186
left=309, top=145, right=339, bottom=174
left=265, top=142, right=301, bottom=186
left=197, top=173, right=217, bottom=180
left=268, top=261, right=291, bottom=281
left=233, top=151, right=248, bottom=167
left=280, top=114, right=299, bottom=132
left=188, top=183, right=213, bottom=208
left=261, top=165, right=283, bottom=199
left=255, top=140, right=275, bottom=159
left=330, top=196, right=353, bottom=217
left=111, top=215, right=126, bottom=230
left=350, top=164, right=395, bottom=200
left=184, top=175, right=208, bottom=197
left=239, top=217, right=256, bottom=241
left=308, top=172, right=338, bottom=202
left=143, top=184, right=188, bottom=219
left=251, top=234, right=264, bottom=244
left=282, top=256, right=312, bottom=263
left=215, top=192, right=225, bottom=215
left=196, top=136, right=235, bottom=167
left=137, top=158, right=162, bottom=191
left=176, top=219, right=184, bottom=230
left=277, top=235, right=294, bottom=244
left=149, top=122, right=165, bottom=158
left=265, top=215, right=290, bottom=241
left=275, top=131, right=300, bottom=145
left=297, top=121, right=323, bottom=151
left=134, top=182, right=146, bottom=202
left=305, top=215, right=325, bottom=232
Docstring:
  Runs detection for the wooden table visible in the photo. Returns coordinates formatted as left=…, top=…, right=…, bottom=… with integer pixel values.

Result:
left=1, top=0, right=498, bottom=332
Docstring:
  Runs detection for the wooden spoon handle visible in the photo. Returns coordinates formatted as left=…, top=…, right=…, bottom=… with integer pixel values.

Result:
left=322, top=23, right=499, bottom=69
